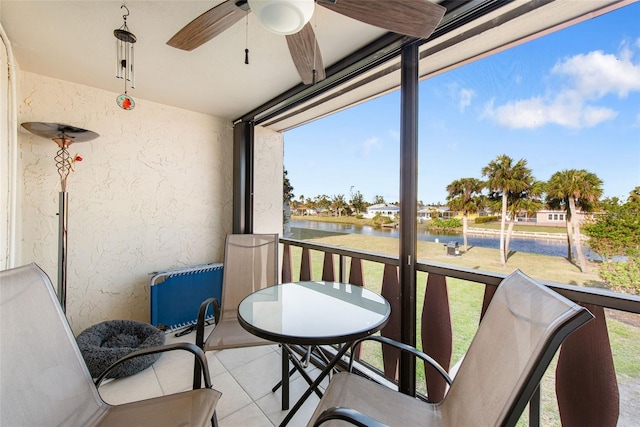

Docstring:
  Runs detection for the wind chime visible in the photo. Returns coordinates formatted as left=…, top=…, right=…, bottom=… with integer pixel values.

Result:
left=114, top=4, right=136, bottom=110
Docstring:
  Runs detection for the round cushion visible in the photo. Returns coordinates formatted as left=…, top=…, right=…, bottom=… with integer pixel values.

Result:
left=77, top=320, right=165, bottom=379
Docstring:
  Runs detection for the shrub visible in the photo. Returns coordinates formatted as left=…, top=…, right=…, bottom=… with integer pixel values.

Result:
left=372, top=213, right=393, bottom=228
left=474, top=215, right=499, bottom=224
left=429, top=218, right=462, bottom=231
left=598, top=256, right=640, bottom=295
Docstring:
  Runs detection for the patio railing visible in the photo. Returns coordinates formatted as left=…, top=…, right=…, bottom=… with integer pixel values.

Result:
left=280, top=237, right=640, bottom=427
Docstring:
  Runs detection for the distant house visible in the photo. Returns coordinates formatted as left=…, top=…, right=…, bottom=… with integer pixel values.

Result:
left=364, top=204, right=400, bottom=219
left=512, top=212, right=536, bottom=223
left=293, top=204, right=316, bottom=216
left=535, top=209, right=587, bottom=227
left=417, top=205, right=456, bottom=221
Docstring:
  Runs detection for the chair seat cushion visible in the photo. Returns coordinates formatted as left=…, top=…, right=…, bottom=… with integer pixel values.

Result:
left=77, top=320, right=165, bottom=379
left=308, top=372, right=442, bottom=426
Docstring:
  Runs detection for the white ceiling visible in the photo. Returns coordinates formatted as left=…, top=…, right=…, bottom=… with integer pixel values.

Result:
left=2, top=0, right=634, bottom=131
left=0, top=0, right=388, bottom=120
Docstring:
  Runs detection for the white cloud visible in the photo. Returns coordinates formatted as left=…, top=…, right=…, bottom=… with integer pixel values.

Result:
left=458, top=89, right=476, bottom=112
left=360, top=137, right=382, bottom=156
left=446, top=82, right=475, bottom=112
left=484, top=43, right=640, bottom=129
left=458, top=88, right=475, bottom=112
left=551, top=48, right=640, bottom=98
left=582, top=106, right=619, bottom=127
left=483, top=95, right=618, bottom=129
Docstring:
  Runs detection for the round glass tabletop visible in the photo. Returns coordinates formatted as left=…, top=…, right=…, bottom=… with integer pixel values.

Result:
left=238, top=281, right=390, bottom=345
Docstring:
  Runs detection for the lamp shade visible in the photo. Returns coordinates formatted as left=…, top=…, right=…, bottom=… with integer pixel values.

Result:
left=248, top=0, right=315, bottom=35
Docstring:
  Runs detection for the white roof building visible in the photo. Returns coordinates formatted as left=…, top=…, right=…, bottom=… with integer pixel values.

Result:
left=364, top=204, right=400, bottom=219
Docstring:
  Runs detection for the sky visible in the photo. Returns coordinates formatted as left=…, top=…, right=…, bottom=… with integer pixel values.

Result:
left=284, top=2, right=640, bottom=206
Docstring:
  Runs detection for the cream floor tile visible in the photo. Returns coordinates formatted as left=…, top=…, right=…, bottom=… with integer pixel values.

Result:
left=98, top=365, right=163, bottom=405
left=150, top=347, right=190, bottom=369
left=153, top=351, right=198, bottom=394
left=206, top=352, right=228, bottom=377
left=95, top=339, right=327, bottom=427
left=219, top=402, right=274, bottom=427
left=256, top=374, right=320, bottom=427
left=229, top=350, right=284, bottom=401
left=215, top=345, right=276, bottom=371
left=212, top=371, right=255, bottom=420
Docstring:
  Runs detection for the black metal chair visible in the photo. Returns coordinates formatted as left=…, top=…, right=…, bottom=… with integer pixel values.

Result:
left=0, top=263, right=222, bottom=427
left=308, top=269, right=594, bottom=426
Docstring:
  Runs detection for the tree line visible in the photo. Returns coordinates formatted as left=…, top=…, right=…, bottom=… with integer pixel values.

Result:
left=445, top=154, right=639, bottom=276
left=285, top=156, right=639, bottom=278
left=284, top=171, right=390, bottom=218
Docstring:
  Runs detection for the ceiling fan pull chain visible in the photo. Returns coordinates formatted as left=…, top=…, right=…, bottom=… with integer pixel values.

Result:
left=244, top=11, right=250, bottom=65
left=312, top=12, right=317, bottom=84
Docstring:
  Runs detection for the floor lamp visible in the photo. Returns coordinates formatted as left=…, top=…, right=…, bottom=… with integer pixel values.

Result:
left=21, top=122, right=99, bottom=313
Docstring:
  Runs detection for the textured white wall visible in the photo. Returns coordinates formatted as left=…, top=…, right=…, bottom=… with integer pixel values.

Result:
left=18, top=72, right=235, bottom=333
left=254, top=125, right=284, bottom=235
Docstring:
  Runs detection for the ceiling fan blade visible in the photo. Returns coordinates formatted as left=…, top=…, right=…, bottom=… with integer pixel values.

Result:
left=318, top=0, right=446, bottom=40
left=286, top=24, right=326, bottom=85
left=167, top=1, right=246, bottom=51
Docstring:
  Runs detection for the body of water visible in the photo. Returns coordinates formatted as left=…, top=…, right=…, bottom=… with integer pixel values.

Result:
left=289, top=219, right=600, bottom=259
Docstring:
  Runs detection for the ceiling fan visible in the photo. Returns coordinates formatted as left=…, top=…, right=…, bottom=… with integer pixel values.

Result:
left=167, top=0, right=446, bottom=85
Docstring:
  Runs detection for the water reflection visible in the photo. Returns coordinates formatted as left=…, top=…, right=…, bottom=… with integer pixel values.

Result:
left=290, top=219, right=599, bottom=259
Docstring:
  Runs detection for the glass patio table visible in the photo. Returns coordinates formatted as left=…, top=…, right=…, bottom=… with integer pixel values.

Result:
left=237, top=280, right=391, bottom=426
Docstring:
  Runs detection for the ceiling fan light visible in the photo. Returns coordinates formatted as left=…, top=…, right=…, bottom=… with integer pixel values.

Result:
left=248, top=0, right=314, bottom=35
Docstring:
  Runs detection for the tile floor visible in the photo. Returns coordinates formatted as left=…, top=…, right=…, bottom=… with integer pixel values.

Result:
left=98, top=327, right=326, bottom=426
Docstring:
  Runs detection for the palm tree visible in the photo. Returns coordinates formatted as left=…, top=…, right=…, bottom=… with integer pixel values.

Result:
left=331, top=194, right=347, bottom=217
left=349, top=189, right=367, bottom=215
left=372, top=195, right=386, bottom=205
left=446, top=178, right=485, bottom=252
left=304, top=196, right=315, bottom=216
left=503, top=180, right=544, bottom=257
left=546, top=169, right=603, bottom=273
left=628, top=186, right=640, bottom=206
left=315, top=194, right=332, bottom=216
left=481, top=154, right=532, bottom=266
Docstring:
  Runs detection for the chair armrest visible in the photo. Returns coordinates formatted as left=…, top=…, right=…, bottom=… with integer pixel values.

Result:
left=350, top=335, right=452, bottom=385
left=314, top=407, right=388, bottom=427
left=192, top=298, right=219, bottom=390
left=195, top=297, right=220, bottom=350
left=94, top=342, right=212, bottom=389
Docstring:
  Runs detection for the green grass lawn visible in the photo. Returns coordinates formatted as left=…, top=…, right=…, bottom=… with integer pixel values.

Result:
left=285, top=229, right=639, bottom=425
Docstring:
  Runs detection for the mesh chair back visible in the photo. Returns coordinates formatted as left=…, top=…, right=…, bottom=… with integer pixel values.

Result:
left=220, top=234, right=279, bottom=322
left=440, top=270, right=592, bottom=426
left=202, top=233, right=279, bottom=350
left=0, top=264, right=108, bottom=425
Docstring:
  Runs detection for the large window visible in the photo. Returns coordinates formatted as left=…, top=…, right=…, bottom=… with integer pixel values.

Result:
left=285, top=2, right=639, bottom=272
left=283, top=3, right=638, bottom=423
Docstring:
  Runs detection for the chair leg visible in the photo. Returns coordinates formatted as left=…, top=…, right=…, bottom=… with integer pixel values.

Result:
left=211, top=411, right=218, bottom=427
